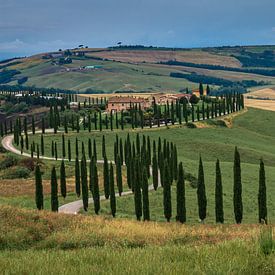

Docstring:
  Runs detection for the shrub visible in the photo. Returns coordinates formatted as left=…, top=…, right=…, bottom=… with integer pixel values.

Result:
left=2, top=166, right=31, bottom=179
left=0, top=154, right=18, bottom=169
left=186, top=122, right=196, bottom=129
left=259, top=226, right=274, bottom=255
left=19, top=158, right=41, bottom=171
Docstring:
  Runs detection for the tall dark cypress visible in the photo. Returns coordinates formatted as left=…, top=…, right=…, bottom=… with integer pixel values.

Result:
left=32, top=115, right=35, bottom=135
left=258, top=158, right=267, bottom=224
left=40, top=135, right=44, bottom=156
left=93, top=163, right=100, bottom=214
left=51, top=140, right=54, bottom=157
left=75, top=156, right=81, bottom=197
left=215, top=159, right=224, bottom=223
left=176, top=162, right=186, bottom=223
left=50, top=166, right=58, bottom=212
left=54, top=142, right=58, bottom=160
left=152, top=150, right=158, bottom=190
left=109, top=163, right=116, bottom=217
left=99, top=111, right=102, bottom=131
left=62, top=134, right=65, bottom=158
left=88, top=138, right=92, bottom=160
left=35, top=164, right=44, bottom=210
left=68, top=139, right=71, bottom=161
left=133, top=159, right=142, bottom=221
left=163, top=161, right=172, bottom=222
left=75, top=138, right=79, bottom=158
left=81, top=155, right=89, bottom=211
left=233, top=147, right=243, bottom=224
left=60, top=160, right=67, bottom=199
left=102, top=135, right=106, bottom=159
left=103, top=156, right=110, bottom=199
left=142, top=166, right=150, bottom=221
left=116, top=155, right=123, bottom=196
left=197, top=156, right=207, bottom=222
left=93, top=139, right=97, bottom=162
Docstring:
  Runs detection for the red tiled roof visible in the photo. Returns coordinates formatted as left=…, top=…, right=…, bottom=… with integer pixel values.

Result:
left=108, top=96, right=146, bottom=104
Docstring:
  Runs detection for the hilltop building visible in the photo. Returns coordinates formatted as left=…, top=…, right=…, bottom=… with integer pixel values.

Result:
left=107, top=96, right=150, bottom=112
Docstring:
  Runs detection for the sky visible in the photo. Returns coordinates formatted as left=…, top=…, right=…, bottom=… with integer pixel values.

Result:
left=0, top=0, right=275, bottom=59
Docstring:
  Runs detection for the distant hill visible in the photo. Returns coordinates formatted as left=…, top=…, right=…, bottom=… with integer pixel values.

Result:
left=1, top=45, right=275, bottom=93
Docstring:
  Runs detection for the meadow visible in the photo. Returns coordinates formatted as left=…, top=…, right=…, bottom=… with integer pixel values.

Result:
left=17, top=108, right=275, bottom=224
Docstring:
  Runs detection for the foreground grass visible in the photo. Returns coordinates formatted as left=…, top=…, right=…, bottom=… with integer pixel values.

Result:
left=0, top=206, right=274, bottom=274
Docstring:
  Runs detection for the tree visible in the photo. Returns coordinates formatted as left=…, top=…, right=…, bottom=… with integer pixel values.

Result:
left=68, top=139, right=71, bottom=161
left=199, top=83, right=204, bottom=97
left=41, top=135, right=44, bottom=156
left=116, top=155, right=123, bottom=196
left=152, top=150, right=158, bottom=190
left=176, top=162, right=186, bottom=223
left=32, top=115, right=35, bottom=135
left=75, top=156, right=81, bottom=197
left=163, top=161, right=172, bottom=222
left=142, top=166, right=150, bottom=221
left=81, top=155, right=88, bottom=211
left=102, top=135, right=106, bottom=159
left=215, top=159, right=224, bottom=223
left=93, top=163, right=100, bottom=214
left=258, top=159, right=267, bottom=224
left=206, top=84, right=210, bottom=95
left=60, top=160, right=67, bottom=199
left=35, top=164, right=43, bottom=210
left=51, top=140, right=54, bottom=157
left=233, top=147, right=243, bottom=224
left=133, top=159, right=142, bottom=221
left=62, top=134, right=66, bottom=158
left=20, top=135, right=24, bottom=154
left=197, top=156, right=207, bottom=223
left=109, top=163, right=116, bottom=217
left=54, top=142, right=58, bottom=160
left=103, top=157, right=109, bottom=199
left=50, top=166, right=58, bottom=212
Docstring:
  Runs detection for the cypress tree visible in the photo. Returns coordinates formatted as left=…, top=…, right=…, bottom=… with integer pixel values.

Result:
left=163, top=161, right=172, bottom=222
left=103, top=157, right=110, bottom=199
left=68, top=139, right=71, bottom=161
left=93, top=163, right=100, bottom=214
left=215, top=159, right=224, bottom=223
left=233, top=147, right=243, bottom=224
left=75, top=156, right=81, bottom=197
left=99, top=111, right=102, bottom=131
left=76, top=115, right=80, bottom=133
left=197, top=156, right=207, bottom=223
left=31, top=143, right=34, bottom=158
left=54, top=142, right=58, bottom=160
left=176, top=162, right=186, bottom=223
left=152, top=150, right=158, bottom=190
left=119, top=138, right=123, bottom=164
left=50, top=166, right=58, bottom=212
left=258, top=158, right=267, bottom=224
left=94, top=112, right=97, bottom=130
left=102, top=135, right=106, bottom=159
left=81, top=155, right=88, bottom=211
left=51, top=140, right=54, bottom=157
left=110, top=110, right=113, bottom=131
left=36, top=144, right=40, bottom=159
left=109, top=163, right=116, bottom=217
left=115, top=111, right=119, bottom=129
left=35, top=164, right=43, bottom=210
left=20, top=135, right=24, bottom=154
left=88, top=138, right=92, bottom=160
left=62, top=134, right=65, bottom=158
left=93, top=139, right=97, bottom=162
left=25, top=132, right=29, bottom=150
left=133, top=159, right=142, bottom=221
left=32, top=115, right=35, bottom=135
left=199, top=83, right=204, bottom=96
left=64, top=115, right=68, bottom=133
left=116, top=155, right=123, bottom=196
left=88, top=114, right=91, bottom=132
left=89, top=157, right=95, bottom=197
left=142, top=166, right=150, bottom=221
left=60, top=160, right=67, bottom=199
left=121, top=110, right=124, bottom=130
left=41, top=135, right=44, bottom=156
left=75, top=138, right=79, bottom=158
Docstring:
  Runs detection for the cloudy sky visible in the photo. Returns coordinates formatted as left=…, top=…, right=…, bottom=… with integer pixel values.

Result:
left=0, top=0, right=275, bottom=59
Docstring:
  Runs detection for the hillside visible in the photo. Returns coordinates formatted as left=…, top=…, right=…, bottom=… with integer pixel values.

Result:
left=1, top=45, right=275, bottom=93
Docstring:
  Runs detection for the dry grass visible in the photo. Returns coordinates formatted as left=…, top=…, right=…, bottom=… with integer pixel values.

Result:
left=244, top=88, right=275, bottom=111
left=0, top=205, right=270, bottom=250
left=87, top=49, right=241, bottom=67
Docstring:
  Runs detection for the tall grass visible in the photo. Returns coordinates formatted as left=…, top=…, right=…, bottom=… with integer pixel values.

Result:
left=259, top=226, right=274, bottom=255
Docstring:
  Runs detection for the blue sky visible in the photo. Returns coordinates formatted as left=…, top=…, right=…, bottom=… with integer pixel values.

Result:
left=0, top=0, right=275, bottom=59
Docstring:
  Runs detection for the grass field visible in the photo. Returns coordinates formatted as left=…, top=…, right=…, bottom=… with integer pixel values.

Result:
left=16, top=108, right=275, bottom=224
left=0, top=205, right=274, bottom=274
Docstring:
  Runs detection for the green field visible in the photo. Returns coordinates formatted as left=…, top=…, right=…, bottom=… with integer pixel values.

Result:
left=18, top=108, right=275, bottom=224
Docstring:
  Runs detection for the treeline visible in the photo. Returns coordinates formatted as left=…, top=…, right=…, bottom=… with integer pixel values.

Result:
left=160, top=60, right=275, bottom=77
left=170, top=72, right=267, bottom=88
left=34, top=135, right=268, bottom=224
left=0, top=70, right=21, bottom=84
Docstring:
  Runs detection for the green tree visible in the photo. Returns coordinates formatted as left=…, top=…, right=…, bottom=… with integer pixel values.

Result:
left=93, top=163, right=100, bottom=214
left=152, top=150, right=158, bottom=190
left=215, top=159, right=224, bottom=223
left=75, top=156, right=81, bottom=197
left=109, top=163, right=116, bottom=217
left=62, top=134, right=66, bottom=158
left=60, top=160, right=67, bottom=199
left=50, top=166, right=58, bottom=212
left=133, top=159, right=142, bottom=221
left=116, top=155, right=123, bottom=196
left=68, top=139, right=71, bottom=161
left=176, top=162, right=186, bottom=223
left=32, top=115, right=35, bottom=135
left=163, top=161, right=172, bottom=222
left=142, top=166, right=150, bottom=221
left=103, top=157, right=109, bottom=199
left=233, top=147, right=243, bottom=224
left=40, top=135, right=44, bottom=156
left=199, top=83, right=204, bottom=96
left=35, top=164, right=43, bottom=210
left=197, top=156, right=207, bottom=222
left=81, top=155, right=88, bottom=211
left=258, top=158, right=267, bottom=224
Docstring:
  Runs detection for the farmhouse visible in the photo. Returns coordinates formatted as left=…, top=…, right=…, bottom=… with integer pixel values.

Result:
left=151, top=93, right=191, bottom=104
left=107, top=96, right=150, bottom=112
left=192, top=89, right=207, bottom=97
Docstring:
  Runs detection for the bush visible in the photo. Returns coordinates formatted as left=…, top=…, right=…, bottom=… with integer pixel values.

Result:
left=2, top=166, right=31, bottom=179
left=186, top=122, right=196, bottom=129
left=19, top=158, right=41, bottom=171
left=259, top=226, right=274, bottom=255
left=0, top=154, right=18, bottom=169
